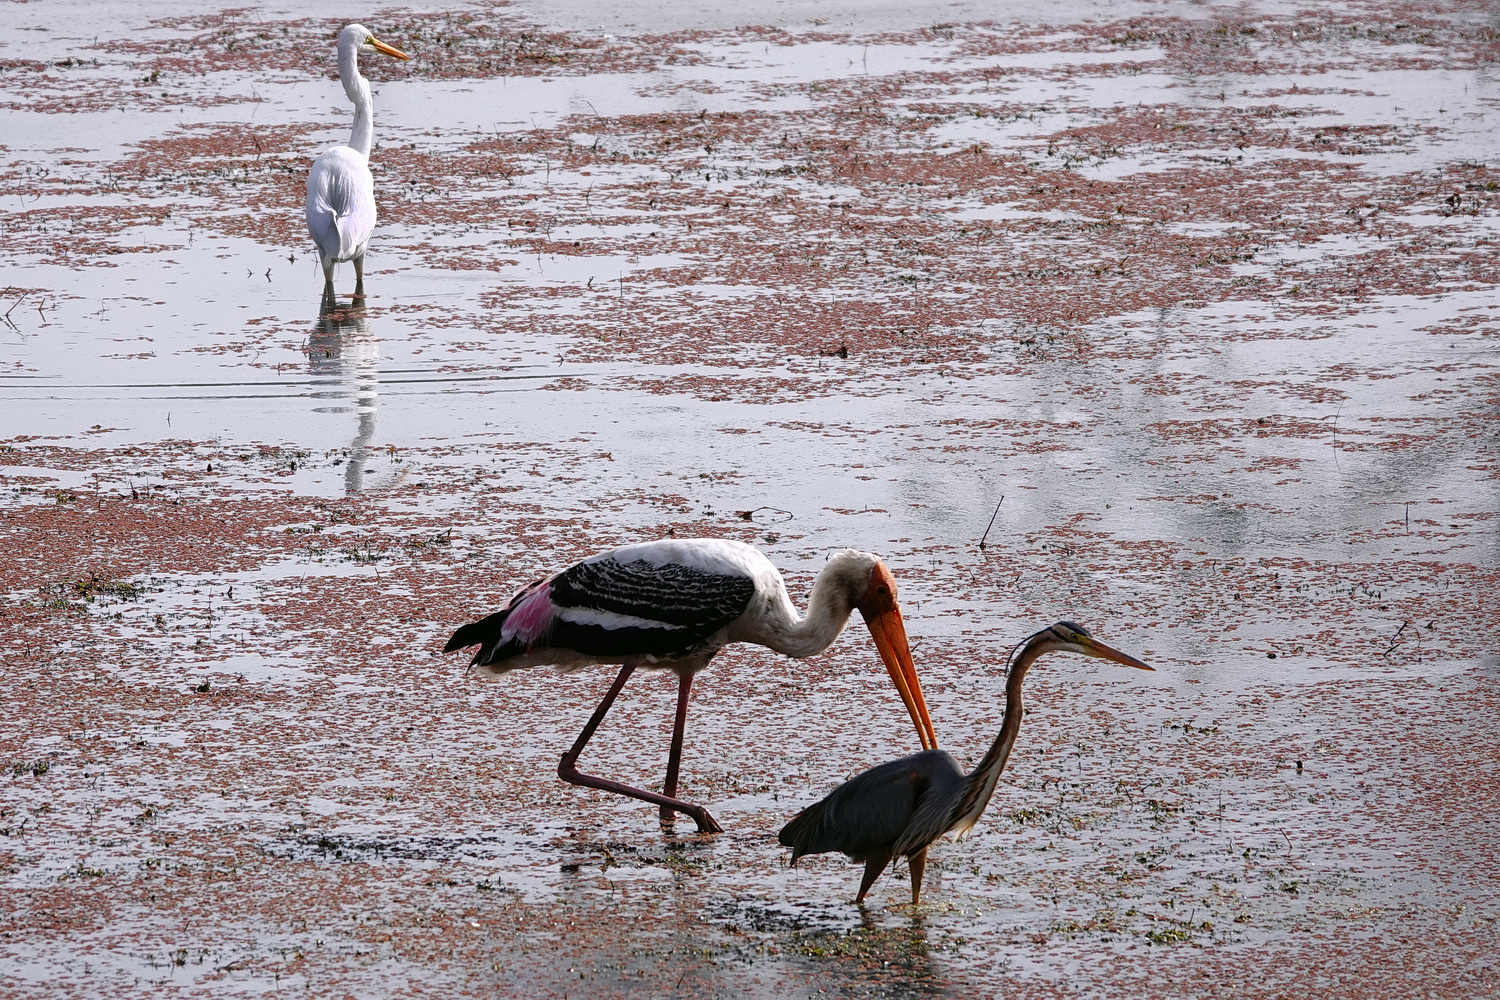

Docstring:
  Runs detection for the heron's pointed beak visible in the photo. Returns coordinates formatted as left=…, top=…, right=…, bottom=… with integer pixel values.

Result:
left=370, top=37, right=412, bottom=60
left=1077, top=635, right=1153, bottom=671
left=857, top=563, right=938, bottom=751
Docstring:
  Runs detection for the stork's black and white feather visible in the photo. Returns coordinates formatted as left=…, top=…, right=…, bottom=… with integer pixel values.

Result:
left=444, top=538, right=937, bottom=834
left=448, top=542, right=757, bottom=668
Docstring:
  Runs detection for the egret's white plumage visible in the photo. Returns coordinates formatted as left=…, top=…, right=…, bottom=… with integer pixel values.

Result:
left=306, top=24, right=409, bottom=298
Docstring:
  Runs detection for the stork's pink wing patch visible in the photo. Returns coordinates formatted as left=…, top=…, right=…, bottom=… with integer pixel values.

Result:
left=501, top=582, right=555, bottom=647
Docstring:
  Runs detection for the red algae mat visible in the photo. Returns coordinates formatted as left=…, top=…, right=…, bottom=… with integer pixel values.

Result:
left=2, top=0, right=1498, bottom=996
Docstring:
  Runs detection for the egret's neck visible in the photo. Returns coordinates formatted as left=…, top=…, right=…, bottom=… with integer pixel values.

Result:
left=948, top=644, right=1035, bottom=835
left=339, top=47, right=374, bottom=158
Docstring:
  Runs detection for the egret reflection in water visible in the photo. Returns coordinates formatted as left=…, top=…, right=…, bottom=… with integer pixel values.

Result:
left=309, top=296, right=379, bottom=493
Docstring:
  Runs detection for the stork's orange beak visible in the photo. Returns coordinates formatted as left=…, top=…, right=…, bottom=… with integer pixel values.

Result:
left=370, top=37, right=412, bottom=61
left=857, top=562, right=938, bottom=751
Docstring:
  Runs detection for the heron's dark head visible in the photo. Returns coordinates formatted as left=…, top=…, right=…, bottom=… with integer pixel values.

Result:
left=1006, top=621, right=1153, bottom=674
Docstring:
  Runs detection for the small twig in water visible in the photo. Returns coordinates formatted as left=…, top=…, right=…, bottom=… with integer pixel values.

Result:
left=1330, top=401, right=1344, bottom=473
left=978, top=496, right=1004, bottom=550
left=1382, top=619, right=1411, bottom=657
left=1273, top=826, right=1296, bottom=858
left=735, top=506, right=793, bottom=522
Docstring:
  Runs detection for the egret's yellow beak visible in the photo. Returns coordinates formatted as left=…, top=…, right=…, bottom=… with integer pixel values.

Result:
left=370, top=37, right=412, bottom=61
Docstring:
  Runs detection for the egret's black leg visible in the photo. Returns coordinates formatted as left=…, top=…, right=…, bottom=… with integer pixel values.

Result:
left=855, top=848, right=893, bottom=904
left=660, top=672, right=695, bottom=825
left=558, top=664, right=722, bottom=834
left=908, top=846, right=928, bottom=906
left=352, top=251, right=366, bottom=300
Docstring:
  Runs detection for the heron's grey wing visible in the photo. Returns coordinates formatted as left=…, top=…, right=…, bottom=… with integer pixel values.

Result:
left=892, top=764, right=966, bottom=857
left=779, top=750, right=963, bottom=863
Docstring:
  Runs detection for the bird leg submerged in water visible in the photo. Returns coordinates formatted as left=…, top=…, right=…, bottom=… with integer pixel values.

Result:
left=445, top=539, right=937, bottom=836
left=306, top=25, right=409, bottom=300
left=779, top=621, right=1152, bottom=906
left=554, top=664, right=722, bottom=833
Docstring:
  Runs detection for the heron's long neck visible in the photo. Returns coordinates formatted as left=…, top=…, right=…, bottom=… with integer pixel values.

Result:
left=339, top=47, right=374, bottom=158
left=757, top=571, right=857, bottom=659
left=948, top=643, right=1037, bottom=834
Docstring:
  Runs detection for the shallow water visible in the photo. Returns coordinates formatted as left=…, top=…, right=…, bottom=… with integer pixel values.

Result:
left=3, top=1, right=1498, bottom=997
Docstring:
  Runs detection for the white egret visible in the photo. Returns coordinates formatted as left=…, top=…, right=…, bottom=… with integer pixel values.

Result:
left=306, top=24, right=410, bottom=300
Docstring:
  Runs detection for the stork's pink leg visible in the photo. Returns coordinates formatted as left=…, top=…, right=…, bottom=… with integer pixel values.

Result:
left=557, top=664, right=722, bottom=834
left=660, top=672, right=695, bottom=825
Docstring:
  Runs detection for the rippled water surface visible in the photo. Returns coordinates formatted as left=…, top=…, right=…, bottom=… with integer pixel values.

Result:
left=3, top=0, right=1497, bottom=996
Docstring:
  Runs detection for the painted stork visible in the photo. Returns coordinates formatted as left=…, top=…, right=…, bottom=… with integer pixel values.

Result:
left=444, top=538, right=938, bottom=833
left=779, top=621, right=1151, bottom=905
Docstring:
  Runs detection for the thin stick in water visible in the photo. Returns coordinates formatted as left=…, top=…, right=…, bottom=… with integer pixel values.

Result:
left=978, top=496, right=1004, bottom=550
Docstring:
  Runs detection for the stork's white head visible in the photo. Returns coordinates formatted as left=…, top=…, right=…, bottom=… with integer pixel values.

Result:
left=817, top=548, right=887, bottom=613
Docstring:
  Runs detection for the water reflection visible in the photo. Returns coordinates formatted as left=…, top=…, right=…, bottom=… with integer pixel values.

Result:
left=309, top=296, right=378, bottom=493
left=783, top=910, right=950, bottom=999
left=535, top=852, right=959, bottom=997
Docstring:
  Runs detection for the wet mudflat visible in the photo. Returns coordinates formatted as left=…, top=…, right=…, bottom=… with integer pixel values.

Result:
left=2, top=0, right=1498, bottom=995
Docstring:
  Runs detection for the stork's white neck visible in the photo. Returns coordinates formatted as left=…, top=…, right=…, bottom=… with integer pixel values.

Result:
left=338, top=42, right=374, bottom=159
left=763, top=579, right=856, bottom=658
left=732, top=551, right=875, bottom=658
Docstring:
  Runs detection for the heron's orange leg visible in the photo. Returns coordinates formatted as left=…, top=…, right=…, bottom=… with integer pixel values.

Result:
left=660, top=672, right=695, bottom=825
left=908, top=846, right=928, bottom=906
left=557, top=664, right=722, bottom=834
left=855, top=848, right=893, bottom=904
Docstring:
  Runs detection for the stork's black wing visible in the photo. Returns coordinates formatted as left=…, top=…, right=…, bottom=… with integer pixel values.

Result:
left=536, top=555, right=756, bottom=658
left=550, top=556, right=756, bottom=627
left=445, top=554, right=758, bottom=665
